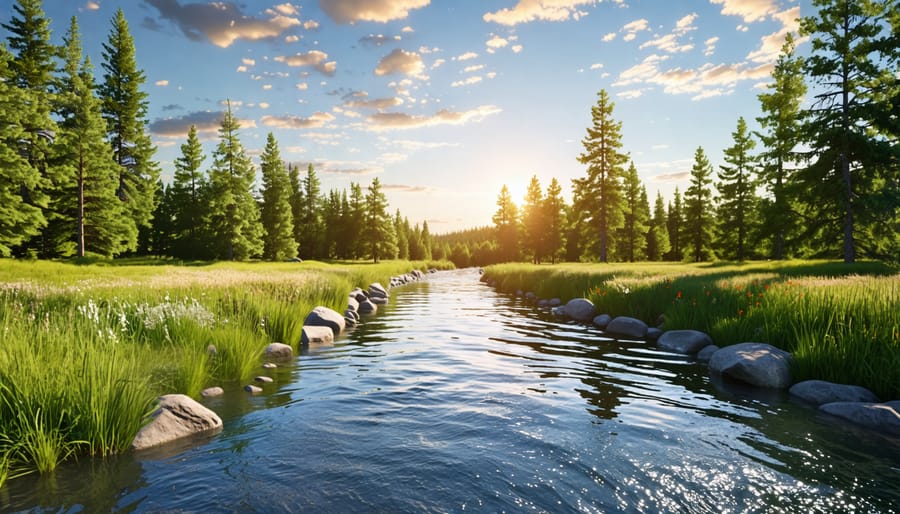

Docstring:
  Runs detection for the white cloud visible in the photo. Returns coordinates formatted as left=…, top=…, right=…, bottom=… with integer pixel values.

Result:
left=263, top=84, right=272, bottom=90
left=155, top=79, right=169, bottom=86
left=319, top=0, right=430, bottom=23
left=602, top=32, right=616, bottom=42
left=402, top=26, right=414, bottom=33
left=145, top=0, right=300, bottom=48
left=274, top=50, right=336, bottom=76
left=710, top=0, right=778, bottom=23
left=296, top=82, right=308, bottom=90
left=271, top=3, right=299, bottom=16
left=451, top=76, right=483, bottom=87
left=375, top=49, right=427, bottom=79
left=455, top=51, right=479, bottom=61
left=432, top=58, right=446, bottom=69
left=261, top=112, right=335, bottom=129
left=367, top=105, right=501, bottom=131
left=512, top=44, right=523, bottom=53
left=242, top=58, right=256, bottom=66
left=745, top=7, right=803, bottom=64
left=259, top=102, right=270, bottom=109
left=590, top=63, right=603, bottom=70
left=85, top=1, right=100, bottom=10
left=483, top=0, right=596, bottom=26
left=463, top=64, right=485, bottom=73
left=285, top=35, right=299, bottom=43
left=303, top=20, right=319, bottom=30
left=704, top=36, right=719, bottom=57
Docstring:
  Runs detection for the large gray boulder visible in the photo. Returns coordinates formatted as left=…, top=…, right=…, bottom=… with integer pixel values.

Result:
left=789, top=380, right=880, bottom=406
left=357, top=299, right=377, bottom=315
left=368, top=282, right=389, bottom=299
left=301, top=325, right=335, bottom=346
left=709, top=342, right=792, bottom=389
left=132, top=394, right=222, bottom=451
left=564, top=298, right=597, bottom=322
left=304, top=306, right=346, bottom=336
left=346, top=295, right=359, bottom=312
left=657, top=330, right=713, bottom=354
left=606, top=316, right=648, bottom=339
left=696, top=344, right=720, bottom=362
left=264, top=342, right=293, bottom=360
left=592, top=314, right=612, bottom=329
left=819, top=402, right=900, bottom=436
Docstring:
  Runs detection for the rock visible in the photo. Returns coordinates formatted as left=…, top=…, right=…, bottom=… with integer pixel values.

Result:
left=346, top=296, right=359, bottom=312
left=657, top=329, right=714, bottom=354
left=525, top=292, right=537, bottom=301
left=262, top=362, right=277, bottom=369
left=358, top=299, right=377, bottom=315
left=645, top=327, right=663, bottom=341
left=549, top=298, right=561, bottom=307
left=344, top=308, right=359, bottom=321
left=302, top=325, right=335, bottom=346
left=368, top=282, right=389, bottom=299
left=537, top=299, right=549, bottom=308
left=696, top=345, right=719, bottom=362
left=819, top=402, right=900, bottom=436
left=344, top=316, right=357, bottom=328
left=551, top=306, right=566, bottom=317
left=200, top=387, right=224, bottom=398
left=370, top=296, right=389, bottom=305
left=131, top=394, right=222, bottom=451
left=655, top=314, right=666, bottom=328
left=565, top=298, right=597, bottom=322
left=789, top=380, right=880, bottom=406
left=349, top=288, right=368, bottom=302
left=244, top=384, right=262, bottom=393
left=264, top=342, right=292, bottom=361
left=254, top=376, right=273, bottom=384
left=592, top=314, right=612, bottom=329
left=606, top=316, right=648, bottom=339
left=709, top=342, right=792, bottom=389
left=304, top=306, right=346, bottom=336
left=206, top=344, right=217, bottom=356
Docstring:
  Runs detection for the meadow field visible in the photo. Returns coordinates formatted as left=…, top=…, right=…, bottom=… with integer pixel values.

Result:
left=483, top=260, right=900, bottom=402
left=0, top=258, right=451, bottom=483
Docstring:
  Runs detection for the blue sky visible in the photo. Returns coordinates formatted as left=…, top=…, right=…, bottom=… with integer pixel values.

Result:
left=30, top=0, right=808, bottom=233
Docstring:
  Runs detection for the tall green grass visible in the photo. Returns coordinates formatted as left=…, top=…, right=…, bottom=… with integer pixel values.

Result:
left=0, top=258, right=452, bottom=483
left=484, top=261, right=900, bottom=400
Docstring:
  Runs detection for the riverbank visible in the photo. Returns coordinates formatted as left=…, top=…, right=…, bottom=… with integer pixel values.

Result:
left=482, top=260, right=899, bottom=401
left=0, top=258, right=452, bottom=483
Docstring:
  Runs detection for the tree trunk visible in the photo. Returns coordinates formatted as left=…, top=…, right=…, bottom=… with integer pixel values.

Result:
left=77, top=154, right=85, bottom=258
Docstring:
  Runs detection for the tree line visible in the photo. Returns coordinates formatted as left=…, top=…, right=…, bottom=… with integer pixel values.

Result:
left=439, top=1, right=898, bottom=267
left=0, top=1, right=434, bottom=262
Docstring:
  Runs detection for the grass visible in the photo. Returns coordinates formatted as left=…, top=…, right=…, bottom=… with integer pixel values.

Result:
left=484, top=260, right=900, bottom=401
left=0, top=258, right=452, bottom=484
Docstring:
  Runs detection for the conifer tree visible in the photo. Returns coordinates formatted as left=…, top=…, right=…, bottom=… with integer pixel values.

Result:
left=420, top=220, right=433, bottom=260
left=684, top=147, right=716, bottom=262
left=0, top=44, right=45, bottom=255
left=544, top=177, right=567, bottom=264
left=666, top=187, right=684, bottom=261
left=299, top=163, right=323, bottom=259
left=207, top=102, right=263, bottom=260
left=53, top=19, right=132, bottom=257
left=716, top=117, right=759, bottom=261
left=756, top=34, right=806, bottom=260
left=287, top=163, right=303, bottom=255
left=170, top=125, right=207, bottom=259
left=259, top=132, right=296, bottom=261
left=493, top=184, right=520, bottom=262
left=394, top=210, right=410, bottom=260
left=521, top=175, right=545, bottom=263
left=348, top=182, right=365, bottom=259
left=321, top=188, right=342, bottom=258
left=646, top=191, right=670, bottom=261
left=617, top=161, right=648, bottom=262
left=363, top=177, right=396, bottom=263
left=99, top=8, right=158, bottom=242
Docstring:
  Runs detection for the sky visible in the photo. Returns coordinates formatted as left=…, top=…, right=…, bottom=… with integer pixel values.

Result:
left=25, top=0, right=810, bottom=233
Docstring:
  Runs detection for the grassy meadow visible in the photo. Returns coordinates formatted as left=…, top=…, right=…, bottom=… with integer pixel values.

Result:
left=0, top=258, right=451, bottom=483
left=484, top=260, right=900, bottom=401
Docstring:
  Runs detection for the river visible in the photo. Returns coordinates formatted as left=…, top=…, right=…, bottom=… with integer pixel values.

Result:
left=2, top=268, right=899, bottom=512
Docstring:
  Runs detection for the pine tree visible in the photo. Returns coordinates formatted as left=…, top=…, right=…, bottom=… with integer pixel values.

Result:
left=716, top=117, right=759, bottom=261
left=617, top=161, right=648, bottom=262
left=756, top=34, right=806, bottom=260
left=646, top=191, right=670, bottom=261
left=348, top=182, right=365, bottom=259
left=53, top=20, right=133, bottom=257
left=394, top=210, right=410, bottom=260
left=421, top=220, right=433, bottom=260
left=287, top=163, right=303, bottom=255
left=684, top=147, right=716, bottom=262
left=170, top=125, right=208, bottom=259
left=207, top=102, right=263, bottom=261
left=573, top=89, right=627, bottom=262
left=148, top=180, right=175, bottom=256
left=363, top=177, right=396, bottom=263
left=799, top=0, right=897, bottom=262
left=521, top=175, right=545, bottom=263
left=99, top=8, right=159, bottom=243
left=493, top=184, right=519, bottom=262
left=259, top=132, right=296, bottom=261
left=0, top=44, right=46, bottom=255
left=666, top=187, right=684, bottom=261
left=544, top=177, right=567, bottom=264
left=299, top=163, right=323, bottom=259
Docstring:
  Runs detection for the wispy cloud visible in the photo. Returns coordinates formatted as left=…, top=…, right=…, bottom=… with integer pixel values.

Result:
left=483, top=0, right=596, bottom=26
left=274, top=50, right=336, bottom=76
left=319, top=0, right=430, bottom=24
left=366, top=105, right=501, bottom=131
left=261, top=112, right=336, bottom=129
left=375, top=49, right=427, bottom=79
left=150, top=110, right=256, bottom=138
left=709, top=0, right=778, bottom=23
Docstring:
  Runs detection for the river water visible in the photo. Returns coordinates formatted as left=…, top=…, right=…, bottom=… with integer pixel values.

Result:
left=3, top=268, right=899, bottom=513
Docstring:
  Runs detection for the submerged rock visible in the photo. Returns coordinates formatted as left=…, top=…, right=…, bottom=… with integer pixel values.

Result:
left=200, top=387, right=224, bottom=398
left=819, top=402, right=900, bottom=436
left=244, top=384, right=262, bottom=394
left=606, top=316, right=648, bottom=339
left=368, top=282, right=389, bottom=299
left=564, top=298, right=597, bottom=322
left=304, top=306, right=346, bottom=336
left=790, top=380, right=880, bottom=406
left=657, top=329, right=713, bottom=354
left=645, top=327, right=663, bottom=342
left=254, top=376, right=273, bottom=384
left=696, top=345, right=719, bottom=362
left=357, top=299, right=377, bottom=315
left=709, top=342, right=792, bottom=389
left=264, top=342, right=293, bottom=361
left=302, top=325, right=335, bottom=346
left=131, top=394, right=222, bottom=451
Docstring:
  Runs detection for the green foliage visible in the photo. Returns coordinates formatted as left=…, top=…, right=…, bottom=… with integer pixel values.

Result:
left=616, top=162, right=649, bottom=262
left=493, top=185, right=520, bottom=263
left=299, top=164, right=324, bottom=259
left=259, top=133, right=297, bottom=261
left=521, top=175, right=545, bottom=263
left=170, top=125, right=209, bottom=259
left=544, top=178, right=567, bottom=264
left=646, top=191, right=670, bottom=261
left=715, top=117, right=759, bottom=261
left=684, top=147, right=716, bottom=262
left=363, top=177, right=397, bottom=263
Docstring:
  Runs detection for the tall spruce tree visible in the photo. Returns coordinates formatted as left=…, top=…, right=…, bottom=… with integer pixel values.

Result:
left=207, top=102, right=263, bottom=260
left=171, top=124, right=207, bottom=259
left=299, top=163, right=323, bottom=259
left=617, top=161, right=648, bottom=262
left=259, top=132, right=296, bottom=261
left=493, top=184, right=520, bottom=262
left=684, top=147, right=716, bottom=262
left=287, top=163, right=303, bottom=255
left=363, top=177, right=396, bottom=263
left=348, top=182, right=365, bottom=259
left=716, top=117, right=759, bottom=261
left=799, top=0, right=897, bottom=262
left=0, top=44, right=46, bottom=255
left=666, top=187, right=684, bottom=261
left=99, top=8, right=158, bottom=244
left=421, top=220, right=432, bottom=260
left=54, top=20, right=132, bottom=257
left=394, top=210, right=410, bottom=260
left=646, top=191, right=670, bottom=261
left=573, top=89, right=627, bottom=262
left=521, top=175, right=545, bottom=263
left=544, top=177, right=567, bottom=264
left=756, top=34, right=806, bottom=260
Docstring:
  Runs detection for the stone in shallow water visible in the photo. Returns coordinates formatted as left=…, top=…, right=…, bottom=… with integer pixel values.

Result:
left=264, top=342, right=292, bottom=361
left=564, top=298, right=596, bottom=322
left=790, top=380, right=880, bottom=406
left=592, top=314, right=612, bottom=329
left=131, top=394, right=222, bottom=451
left=696, top=345, right=719, bottom=362
left=304, top=306, right=346, bottom=336
left=302, top=325, right=334, bottom=346
left=244, top=384, right=263, bottom=394
left=254, top=376, right=273, bottom=384
left=358, top=299, right=377, bottom=315
left=606, top=316, right=648, bottom=339
left=819, top=402, right=900, bottom=436
left=709, top=342, right=792, bottom=389
left=262, top=362, right=277, bottom=369
left=657, top=329, right=713, bottom=354
left=200, top=387, right=224, bottom=398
